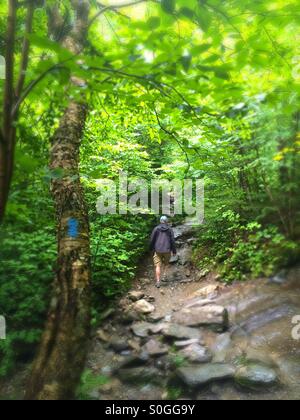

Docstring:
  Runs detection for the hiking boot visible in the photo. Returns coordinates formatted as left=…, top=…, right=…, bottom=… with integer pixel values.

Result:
left=156, top=282, right=161, bottom=289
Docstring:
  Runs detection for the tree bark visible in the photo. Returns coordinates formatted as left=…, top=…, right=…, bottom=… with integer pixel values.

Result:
left=0, top=0, right=17, bottom=221
left=25, top=0, right=91, bottom=400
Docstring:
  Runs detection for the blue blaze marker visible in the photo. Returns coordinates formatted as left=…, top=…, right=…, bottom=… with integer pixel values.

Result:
left=68, top=218, right=79, bottom=238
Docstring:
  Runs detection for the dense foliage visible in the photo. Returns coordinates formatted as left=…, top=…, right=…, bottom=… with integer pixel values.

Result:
left=1, top=0, right=300, bottom=378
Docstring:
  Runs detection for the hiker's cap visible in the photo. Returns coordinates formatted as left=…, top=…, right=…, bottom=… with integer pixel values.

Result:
left=160, top=216, right=169, bottom=224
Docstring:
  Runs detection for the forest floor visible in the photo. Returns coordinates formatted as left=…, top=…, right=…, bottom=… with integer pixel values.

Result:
left=1, top=221, right=300, bottom=400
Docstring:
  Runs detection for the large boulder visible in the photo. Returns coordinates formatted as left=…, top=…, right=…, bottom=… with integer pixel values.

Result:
left=133, top=299, right=155, bottom=314
left=162, top=323, right=202, bottom=340
left=235, top=363, right=278, bottom=390
left=177, top=364, right=236, bottom=388
left=172, top=305, right=229, bottom=331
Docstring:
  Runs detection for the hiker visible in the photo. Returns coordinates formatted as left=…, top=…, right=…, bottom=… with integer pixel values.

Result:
left=150, top=216, right=177, bottom=288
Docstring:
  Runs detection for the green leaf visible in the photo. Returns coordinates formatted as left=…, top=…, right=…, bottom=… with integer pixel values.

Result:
left=195, top=7, right=212, bottom=32
left=181, top=54, right=192, bottom=72
left=161, top=0, right=176, bottom=14
left=180, top=7, right=195, bottom=20
left=147, top=16, right=161, bottom=30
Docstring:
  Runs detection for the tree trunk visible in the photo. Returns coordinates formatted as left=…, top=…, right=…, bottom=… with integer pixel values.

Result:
left=0, top=0, right=17, bottom=221
left=25, top=0, right=91, bottom=400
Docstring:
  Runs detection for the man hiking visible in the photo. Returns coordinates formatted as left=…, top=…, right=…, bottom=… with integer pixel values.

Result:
left=150, top=216, right=177, bottom=288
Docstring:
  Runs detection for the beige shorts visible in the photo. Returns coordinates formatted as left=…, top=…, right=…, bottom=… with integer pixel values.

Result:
left=153, top=252, right=171, bottom=267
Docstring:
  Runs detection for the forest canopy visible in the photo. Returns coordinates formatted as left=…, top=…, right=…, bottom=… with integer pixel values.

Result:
left=0, top=0, right=300, bottom=400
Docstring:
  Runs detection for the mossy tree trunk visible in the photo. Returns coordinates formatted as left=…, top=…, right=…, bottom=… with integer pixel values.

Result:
left=25, top=0, right=92, bottom=400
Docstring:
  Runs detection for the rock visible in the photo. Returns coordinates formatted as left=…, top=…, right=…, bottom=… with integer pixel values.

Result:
left=185, top=269, right=191, bottom=278
left=184, top=298, right=216, bottom=309
left=149, top=322, right=169, bottom=334
left=211, top=333, right=232, bottom=363
left=128, top=291, right=145, bottom=302
left=179, top=344, right=213, bottom=363
left=88, top=390, right=100, bottom=400
left=96, top=329, right=110, bottom=343
left=118, top=367, right=163, bottom=385
left=99, top=307, right=115, bottom=321
left=172, top=305, right=229, bottom=332
left=131, top=321, right=168, bottom=337
left=177, top=364, right=236, bottom=388
left=140, top=277, right=151, bottom=285
left=120, top=350, right=132, bottom=356
left=128, top=339, right=141, bottom=353
left=148, top=313, right=165, bottom=322
left=119, top=298, right=129, bottom=309
left=162, top=323, right=202, bottom=340
left=114, top=353, right=150, bottom=371
left=170, top=255, right=179, bottom=264
left=192, top=284, right=219, bottom=298
left=154, top=355, right=173, bottom=371
left=142, top=339, right=169, bottom=357
left=146, top=296, right=156, bottom=303
left=269, top=270, right=288, bottom=285
left=120, top=310, right=140, bottom=324
left=235, top=363, right=278, bottom=390
left=174, top=338, right=201, bottom=348
left=133, top=299, right=155, bottom=314
left=131, top=322, right=152, bottom=338
left=178, top=247, right=193, bottom=266
left=100, top=379, right=121, bottom=394
left=110, top=339, right=130, bottom=353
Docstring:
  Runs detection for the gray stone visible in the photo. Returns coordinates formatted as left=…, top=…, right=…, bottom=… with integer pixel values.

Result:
left=133, top=299, right=155, bottom=314
left=148, top=313, right=166, bottom=322
left=235, top=363, right=278, bottom=390
left=110, top=339, right=130, bottom=353
left=162, top=323, right=202, bottom=340
left=114, top=353, right=150, bottom=371
left=179, top=344, right=213, bottom=363
left=142, top=339, right=169, bottom=357
left=172, top=305, right=229, bottom=331
left=211, top=333, right=232, bottom=363
left=170, top=255, right=179, bottom=264
left=174, top=338, right=201, bottom=348
left=131, top=322, right=152, bottom=338
left=177, top=364, right=236, bottom=388
left=118, top=367, right=163, bottom=385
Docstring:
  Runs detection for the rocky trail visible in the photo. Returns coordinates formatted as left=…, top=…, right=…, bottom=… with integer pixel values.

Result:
left=1, top=221, right=299, bottom=400
left=87, top=221, right=300, bottom=400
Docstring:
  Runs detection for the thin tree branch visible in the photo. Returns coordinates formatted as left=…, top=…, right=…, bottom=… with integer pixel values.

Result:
left=153, top=106, right=191, bottom=175
left=16, top=1, right=35, bottom=100
left=88, top=0, right=154, bottom=29
left=11, top=65, right=67, bottom=117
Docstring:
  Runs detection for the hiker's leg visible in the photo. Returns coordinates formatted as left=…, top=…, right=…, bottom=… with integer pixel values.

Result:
left=162, top=253, right=171, bottom=281
left=156, top=264, right=161, bottom=283
left=153, top=253, right=162, bottom=284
